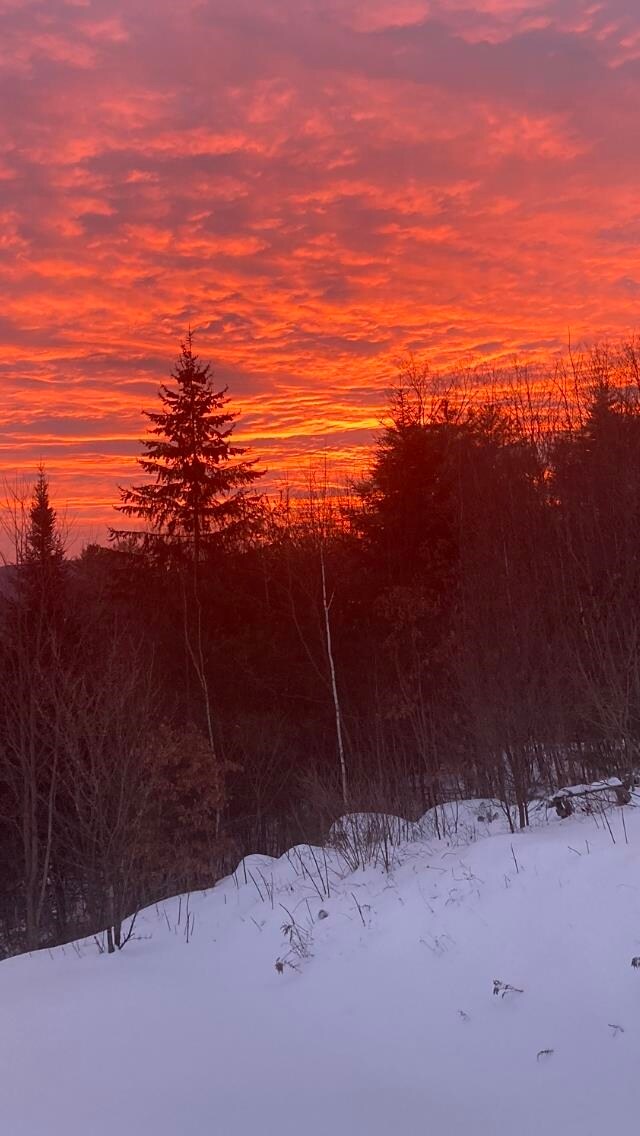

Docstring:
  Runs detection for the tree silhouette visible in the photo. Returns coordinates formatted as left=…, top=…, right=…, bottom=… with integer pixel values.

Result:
left=24, top=465, right=64, bottom=573
left=21, top=465, right=66, bottom=617
left=114, top=334, right=262, bottom=558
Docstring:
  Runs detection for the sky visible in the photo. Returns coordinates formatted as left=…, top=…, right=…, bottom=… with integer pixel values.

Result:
left=1, top=0, right=640, bottom=543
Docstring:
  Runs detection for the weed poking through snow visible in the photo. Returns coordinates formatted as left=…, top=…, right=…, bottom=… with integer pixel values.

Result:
left=493, top=979, right=524, bottom=998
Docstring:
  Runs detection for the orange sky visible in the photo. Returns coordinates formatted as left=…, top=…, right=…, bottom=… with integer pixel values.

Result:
left=1, top=0, right=640, bottom=544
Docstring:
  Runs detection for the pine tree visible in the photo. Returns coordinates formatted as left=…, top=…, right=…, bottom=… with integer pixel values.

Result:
left=23, top=465, right=65, bottom=585
left=113, top=334, right=262, bottom=557
left=3, top=469, right=65, bottom=951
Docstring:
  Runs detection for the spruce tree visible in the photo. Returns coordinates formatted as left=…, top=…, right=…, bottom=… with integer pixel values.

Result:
left=23, top=465, right=65, bottom=591
left=114, top=334, right=262, bottom=557
left=25, top=466, right=64, bottom=565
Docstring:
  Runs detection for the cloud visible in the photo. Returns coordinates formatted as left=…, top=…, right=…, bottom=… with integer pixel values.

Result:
left=1, top=0, right=640, bottom=540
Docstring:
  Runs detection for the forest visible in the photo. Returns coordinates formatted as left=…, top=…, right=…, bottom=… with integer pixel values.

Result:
left=2, top=336, right=640, bottom=956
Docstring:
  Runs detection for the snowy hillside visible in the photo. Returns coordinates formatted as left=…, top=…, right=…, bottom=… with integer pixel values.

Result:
left=2, top=800, right=640, bottom=1136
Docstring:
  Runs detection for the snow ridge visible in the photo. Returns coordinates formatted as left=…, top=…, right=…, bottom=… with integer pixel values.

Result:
left=2, top=799, right=640, bottom=1136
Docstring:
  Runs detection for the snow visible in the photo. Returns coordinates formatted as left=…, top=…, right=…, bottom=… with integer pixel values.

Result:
left=2, top=799, right=640, bottom=1135
left=550, top=776, right=625, bottom=798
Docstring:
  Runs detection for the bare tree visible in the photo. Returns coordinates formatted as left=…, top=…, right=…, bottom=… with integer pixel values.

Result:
left=51, top=641, right=159, bottom=952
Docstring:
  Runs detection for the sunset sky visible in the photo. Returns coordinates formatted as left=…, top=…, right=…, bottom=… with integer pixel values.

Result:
left=1, top=0, right=640, bottom=542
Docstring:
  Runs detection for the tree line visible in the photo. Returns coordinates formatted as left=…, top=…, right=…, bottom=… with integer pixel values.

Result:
left=2, top=336, right=640, bottom=954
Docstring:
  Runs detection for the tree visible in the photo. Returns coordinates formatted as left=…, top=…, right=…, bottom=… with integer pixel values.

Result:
left=51, top=640, right=162, bottom=954
left=21, top=466, right=65, bottom=614
left=113, top=334, right=262, bottom=558
left=24, top=466, right=64, bottom=570
left=354, top=363, right=466, bottom=594
left=0, top=469, right=67, bottom=950
left=351, top=366, right=468, bottom=794
left=112, top=335, right=263, bottom=794
left=550, top=379, right=640, bottom=774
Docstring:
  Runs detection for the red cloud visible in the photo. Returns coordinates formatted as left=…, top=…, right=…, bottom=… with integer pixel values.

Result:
left=1, top=0, right=640, bottom=541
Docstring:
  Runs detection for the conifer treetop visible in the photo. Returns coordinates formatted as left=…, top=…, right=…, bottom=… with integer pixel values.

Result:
left=24, top=465, right=64, bottom=568
left=114, top=335, right=263, bottom=549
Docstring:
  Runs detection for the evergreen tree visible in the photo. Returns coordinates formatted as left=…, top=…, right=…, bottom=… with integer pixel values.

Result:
left=24, top=466, right=64, bottom=570
left=354, top=386, right=464, bottom=593
left=114, top=334, right=262, bottom=557
left=22, top=466, right=65, bottom=606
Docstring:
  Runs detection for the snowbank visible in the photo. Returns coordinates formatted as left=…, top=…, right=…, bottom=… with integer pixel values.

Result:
left=1, top=800, right=640, bottom=1135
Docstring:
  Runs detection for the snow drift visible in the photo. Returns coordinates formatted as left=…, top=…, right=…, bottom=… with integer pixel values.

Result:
left=1, top=798, right=640, bottom=1136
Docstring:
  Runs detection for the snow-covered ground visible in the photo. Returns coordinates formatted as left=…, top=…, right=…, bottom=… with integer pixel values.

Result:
left=2, top=799, right=640, bottom=1136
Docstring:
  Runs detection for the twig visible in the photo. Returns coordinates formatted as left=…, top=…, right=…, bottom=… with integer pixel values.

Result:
left=351, top=891, right=366, bottom=927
